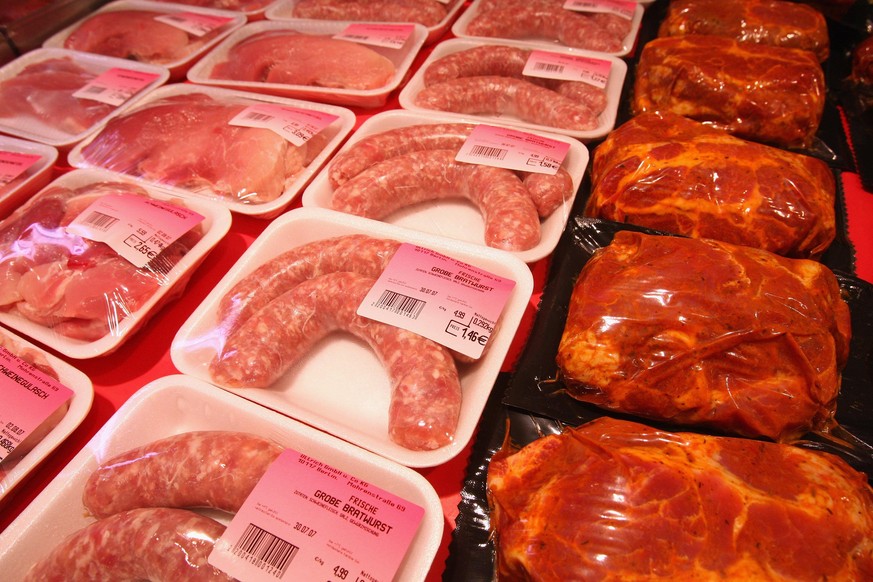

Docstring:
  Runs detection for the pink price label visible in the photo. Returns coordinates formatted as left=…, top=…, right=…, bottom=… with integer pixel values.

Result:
left=334, top=23, right=415, bottom=49
left=73, top=68, right=161, bottom=107
left=208, top=449, right=424, bottom=582
left=0, top=347, right=73, bottom=464
left=0, top=151, right=41, bottom=186
left=154, top=11, right=234, bottom=37
left=357, top=244, right=516, bottom=360
left=523, top=50, right=612, bottom=89
left=455, top=124, right=570, bottom=176
left=564, top=0, right=636, bottom=19
left=65, top=193, right=205, bottom=268
left=230, top=104, right=339, bottom=147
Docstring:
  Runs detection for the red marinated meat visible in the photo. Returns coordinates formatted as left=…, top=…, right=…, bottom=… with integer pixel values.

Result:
left=0, top=58, right=118, bottom=137
left=658, top=0, right=829, bottom=61
left=80, top=92, right=321, bottom=204
left=587, top=112, right=836, bottom=258
left=63, top=9, right=217, bottom=65
left=209, top=31, right=396, bottom=90
left=487, top=416, right=873, bottom=581
left=633, top=35, right=825, bottom=148
left=556, top=231, right=851, bottom=441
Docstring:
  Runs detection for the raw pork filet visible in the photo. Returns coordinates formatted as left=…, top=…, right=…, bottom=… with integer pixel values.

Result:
left=488, top=417, right=873, bottom=581
left=0, top=181, right=203, bottom=341
left=209, top=31, right=396, bottom=90
left=79, top=92, right=324, bottom=204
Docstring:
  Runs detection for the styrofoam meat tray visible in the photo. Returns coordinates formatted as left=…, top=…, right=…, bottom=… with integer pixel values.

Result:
left=0, top=168, right=232, bottom=359
left=171, top=207, right=535, bottom=468
left=265, top=0, right=468, bottom=45
left=0, top=48, right=169, bottom=149
left=398, top=37, right=628, bottom=141
left=0, top=375, right=444, bottom=581
left=0, top=136, right=57, bottom=218
left=302, top=109, right=589, bottom=264
left=149, top=0, right=284, bottom=20
left=0, top=327, right=93, bottom=505
left=42, top=0, right=247, bottom=81
left=451, top=0, right=645, bottom=57
left=68, top=83, right=356, bottom=219
left=187, top=19, right=428, bottom=108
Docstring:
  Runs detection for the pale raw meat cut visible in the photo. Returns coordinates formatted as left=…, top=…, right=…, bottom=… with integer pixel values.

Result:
left=80, top=92, right=323, bottom=204
left=0, top=181, right=203, bottom=341
left=63, top=10, right=216, bottom=65
left=152, top=0, right=272, bottom=10
left=0, top=57, right=118, bottom=136
left=209, top=31, right=396, bottom=90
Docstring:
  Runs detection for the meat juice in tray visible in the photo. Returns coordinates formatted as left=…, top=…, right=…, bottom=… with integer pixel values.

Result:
left=302, top=109, right=589, bottom=264
left=171, top=207, right=535, bottom=468
left=0, top=47, right=169, bottom=149
left=187, top=19, right=428, bottom=108
left=398, top=37, right=628, bottom=141
left=0, top=168, right=231, bottom=359
left=68, top=84, right=356, bottom=218
left=265, top=0, right=468, bottom=45
left=0, top=375, right=444, bottom=581
left=42, top=0, right=247, bottom=81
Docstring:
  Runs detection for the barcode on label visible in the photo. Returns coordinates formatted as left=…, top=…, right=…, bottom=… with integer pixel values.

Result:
left=375, top=289, right=425, bottom=319
left=533, top=62, right=565, bottom=74
left=83, top=211, right=119, bottom=230
left=232, top=523, right=299, bottom=579
left=244, top=111, right=274, bottom=122
left=468, top=145, right=508, bottom=160
left=344, top=34, right=369, bottom=40
left=83, top=85, right=107, bottom=94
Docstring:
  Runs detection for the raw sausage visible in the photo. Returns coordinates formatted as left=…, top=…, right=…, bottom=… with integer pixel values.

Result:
left=327, top=122, right=574, bottom=216
left=82, top=431, right=284, bottom=518
left=467, top=0, right=631, bottom=52
left=414, top=76, right=599, bottom=131
left=331, top=149, right=541, bottom=251
left=292, top=0, right=449, bottom=27
left=216, top=234, right=401, bottom=336
left=422, top=45, right=608, bottom=115
left=210, top=272, right=462, bottom=451
left=23, top=507, right=232, bottom=582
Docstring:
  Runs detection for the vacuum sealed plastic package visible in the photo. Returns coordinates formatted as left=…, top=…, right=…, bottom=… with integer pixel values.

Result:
left=555, top=229, right=851, bottom=442
left=587, top=111, right=836, bottom=259
left=487, top=416, right=873, bottom=581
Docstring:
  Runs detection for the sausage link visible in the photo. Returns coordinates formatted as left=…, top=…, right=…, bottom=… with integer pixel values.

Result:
left=423, top=45, right=608, bottom=115
left=217, top=234, right=402, bottom=336
left=210, top=272, right=462, bottom=451
left=414, top=76, right=599, bottom=131
left=23, top=508, right=232, bottom=582
left=331, top=149, right=541, bottom=251
left=82, top=431, right=284, bottom=518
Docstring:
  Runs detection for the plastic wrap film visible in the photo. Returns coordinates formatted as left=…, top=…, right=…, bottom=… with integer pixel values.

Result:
left=586, top=111, right=836, bottom=259
left=78, top=91, right=333, bottom=205
left=657, top=0, right=830, bottom=61
left=0, top=179, right=203, bottom=342
left=486, top=416, right=873, bottom=581
left=632, top=34, right=825, bottom=149
left=555, top=229, right=850, bottom=442
left=22, top=507, right=233, bottom=581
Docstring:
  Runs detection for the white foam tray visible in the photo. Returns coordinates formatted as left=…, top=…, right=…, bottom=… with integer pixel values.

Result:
left=0, top=375, right=443, bottom=581
left=171, top=207, right=534, bottom=468
left=0, top=328, right=93, bottom=505
left=42, top=0, right=247, bottom=81
left=265, top=0, right=468, bottom=45
left=187, top=19, right=428, bottom=108
left=302, top=109, right=589, bottom=263
left=0, top=168, right=232, bottom=359
left=0, top=48, right=169, bottom=149
left=398, top=37, right=627, bottom=141
left=452, top=0, right=645, bottom=57
left=0, top=136, right=57, bottom=218
left=150, top=0, right=284, bottom=20
left=68, top=83, right=356, bottom=219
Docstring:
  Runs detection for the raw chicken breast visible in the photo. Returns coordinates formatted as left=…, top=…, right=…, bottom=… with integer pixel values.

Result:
left=79, top=92, right=324, bottom=204
left=210, top=31, right=396, bottom=90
